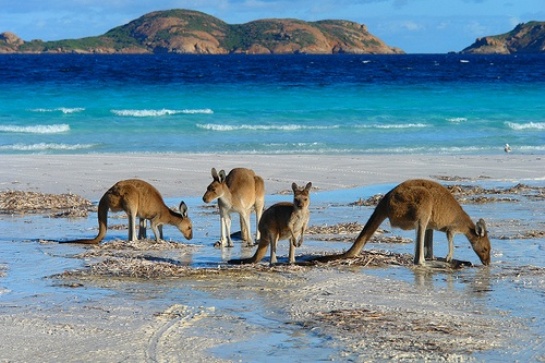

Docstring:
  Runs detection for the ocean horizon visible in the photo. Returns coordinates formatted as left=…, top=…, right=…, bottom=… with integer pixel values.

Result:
left=1, top=53, right=544, bottom=155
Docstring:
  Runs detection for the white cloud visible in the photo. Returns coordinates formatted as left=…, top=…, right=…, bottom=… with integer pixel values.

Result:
left=401, top=20, right=423, bottom=31
left=464, top=21, right=489, bottom=37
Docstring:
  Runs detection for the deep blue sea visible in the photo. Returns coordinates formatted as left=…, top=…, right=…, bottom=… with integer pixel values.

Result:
left=1, top=53, right=544, bottom=155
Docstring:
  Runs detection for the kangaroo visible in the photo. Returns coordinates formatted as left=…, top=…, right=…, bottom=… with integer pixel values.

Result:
left=203, top=167, right=265, bottom=247
left=63, top=179, right=193, bottom=244
left=229, top=182, right=312, bottom=265
left=314, top=179, right=491, bottom=266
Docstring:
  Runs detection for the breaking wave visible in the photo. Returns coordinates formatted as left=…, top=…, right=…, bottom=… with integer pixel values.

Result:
left=0, top=143, right=95, bottom=151
left=0, top=124, right=70, bottom=134
left=505, top=122, right=545, bottom=131
left=447, top=117, right=468, bottom=123
left=112, top=109, right=213, bottom=117
left=356, top=123, right=428, bottom=129
left=196, top=124, right=339, bottom=131
left=31, top=107, right=85, bottom=114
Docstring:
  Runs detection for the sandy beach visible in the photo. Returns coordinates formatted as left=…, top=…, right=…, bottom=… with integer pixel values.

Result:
left=1, top=153, right=545, bottom=362
left=2, top=153, right=543, bottom=198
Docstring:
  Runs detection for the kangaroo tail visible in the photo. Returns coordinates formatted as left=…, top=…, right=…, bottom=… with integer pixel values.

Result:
left=312, top=192, right=390, bottom=263
left=60, top=194, right=109, bottom=245
left=228, top=237, right=268, bottom=264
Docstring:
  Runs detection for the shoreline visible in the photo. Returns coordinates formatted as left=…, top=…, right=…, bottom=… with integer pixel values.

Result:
left=2, top=152, right=545, bottom=361
left=1, top=153, right=543, bottom=199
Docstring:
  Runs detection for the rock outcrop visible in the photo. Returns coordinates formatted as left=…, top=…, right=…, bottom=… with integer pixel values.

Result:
left=0, top=9, right=403, bottom=54
left=0, top=32, right=24, bottom=52
left=461, top=21, right=545, bottom=54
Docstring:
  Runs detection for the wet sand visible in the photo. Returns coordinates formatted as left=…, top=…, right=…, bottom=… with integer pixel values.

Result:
left=1, top=153, right=545, bottom=362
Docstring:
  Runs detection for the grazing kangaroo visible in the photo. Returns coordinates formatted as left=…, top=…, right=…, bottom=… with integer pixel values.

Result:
left=315, top=179, right=491, bottom=266
left=203, top=167, right=265, bottom=247
left=63, top=179, right=193, bottom=244
left=229, top=182, right=312, bottom=265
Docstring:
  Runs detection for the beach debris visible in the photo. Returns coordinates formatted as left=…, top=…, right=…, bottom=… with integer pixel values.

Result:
left=449, top=183, right=545, bottom=204
left=0, top=190, right=92, bottom=216
left=306, top=222, right=411, bottom=244
left=495, top=229, right=545, bottom=240
left=348, top=183, right=545, bottom=208
left=431, top=175, right=476, bottom=181
left=52, top=248, right=413, bottom=280
left=307, top=222, right=364, bottom=235
left=349, top=194, right=384, bottom=206
left=298, top=307, right=498, bottom=360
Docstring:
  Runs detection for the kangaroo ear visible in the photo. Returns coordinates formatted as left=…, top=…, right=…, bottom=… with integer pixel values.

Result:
left=179, top=201, right=188, bottom=217
left=219, top=170, right=227, bottom=183
left=475, top=218, right=487, bottom=237
left=292, top=182, right=298, bottom=192
left=305, top=182, right=313, bottom=191
left=211, top=168, right=219, bottom=181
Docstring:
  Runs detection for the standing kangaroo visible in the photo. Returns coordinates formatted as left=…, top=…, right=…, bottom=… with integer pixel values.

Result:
left=229, top=182, right=312, bottom=265
left=63, top=179, right=193, bottom=244
left=315, top=179, right=490, bottom=266
left=203, top=167, right=265, bottom=247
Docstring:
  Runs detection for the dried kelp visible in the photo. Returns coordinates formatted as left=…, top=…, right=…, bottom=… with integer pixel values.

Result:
left=53, top=249, right=415, bottom=280
left=306, top=222, right=364, bottom=235
left=349, top=182, right=545, bottom=207
left=495, top=230, right=545, bottom=240
left=306, top=222, right=411, bottom=244
left=349, top=194, right=384, bottom=207
left=0, top=190, right=92, bottom=216
left=299, top=308, right=497, bottom=359
left=55, top=256, right=310, bottom=280
left=308, top=250, right=414, bottom=268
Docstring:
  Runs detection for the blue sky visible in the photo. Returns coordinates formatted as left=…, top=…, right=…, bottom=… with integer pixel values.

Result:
left=1, top=0, right=543, bottom=53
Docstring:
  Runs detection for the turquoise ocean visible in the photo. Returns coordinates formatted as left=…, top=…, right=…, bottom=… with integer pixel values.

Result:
left=1, top=53, right=544, bottom=155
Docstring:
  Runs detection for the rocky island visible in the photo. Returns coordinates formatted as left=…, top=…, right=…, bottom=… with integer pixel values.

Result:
left=461, top=21, right=545, bottom=54
left=0, top=9, right=403, bottom=55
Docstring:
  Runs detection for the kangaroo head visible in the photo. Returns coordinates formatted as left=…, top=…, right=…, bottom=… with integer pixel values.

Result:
left=176, top=201, right=193, bottom=240
left=202, top=168, right=227, bottom=203
left=292, top=182, right=312, bottom=210
left=470, top=218, right=491, bottom=265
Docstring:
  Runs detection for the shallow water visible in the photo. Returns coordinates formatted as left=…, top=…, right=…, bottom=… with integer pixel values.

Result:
left=1, top=180, right=545, bottom=361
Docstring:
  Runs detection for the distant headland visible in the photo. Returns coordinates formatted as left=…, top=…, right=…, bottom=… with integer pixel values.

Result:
left=0, top=9, right=404, bottom=55
left=1, top=10, right=544, bottom=55
left=461, top=21, right=545, bottom=54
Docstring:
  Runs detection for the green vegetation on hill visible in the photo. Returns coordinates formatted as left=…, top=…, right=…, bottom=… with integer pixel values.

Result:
left=0, top=9, right=403, bottom=54
left=461, top=21, right=545, bottom=54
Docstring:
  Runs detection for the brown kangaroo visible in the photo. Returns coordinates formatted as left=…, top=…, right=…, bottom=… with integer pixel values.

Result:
left=314, top=179, right=491, bottom=266
left=229, top=182, right=312, bottom=265
left=203, top=167, right=265, bottom=247
left=63, top=179, right=193, bottom=244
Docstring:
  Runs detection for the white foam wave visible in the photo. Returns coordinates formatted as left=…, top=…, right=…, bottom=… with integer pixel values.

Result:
left=0, top=143, right=95, bottom=151
left=514, top=145, right=545, bottom=152
left=0, top=124, right=70, bottom=134
left=112, top=109, right=213, bottom=117
left=364, top=145, right=492, bottom=154
left=357, top=123, right=428, bottom=129
left=31, top=107, right=85, bottom=114
left=197, top=123, right=339, bottom=131
left=447, top=117, right=467, bottom=123
left=505, top=122, right=545, bottom=131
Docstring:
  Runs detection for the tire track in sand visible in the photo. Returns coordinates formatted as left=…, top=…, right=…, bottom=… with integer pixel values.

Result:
left=146, top=304, right=210, bottom=363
